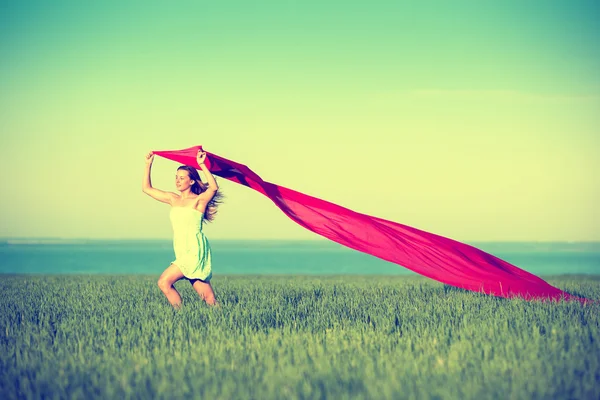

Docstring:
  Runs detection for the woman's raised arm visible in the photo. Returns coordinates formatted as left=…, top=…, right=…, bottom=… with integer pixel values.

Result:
left=142, top=152, right=176, bottom=205
left=197, top=150, right=219, bottom=193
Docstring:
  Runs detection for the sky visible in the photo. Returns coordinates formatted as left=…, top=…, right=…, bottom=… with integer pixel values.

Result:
left=1, top=0, right=598, bottom=241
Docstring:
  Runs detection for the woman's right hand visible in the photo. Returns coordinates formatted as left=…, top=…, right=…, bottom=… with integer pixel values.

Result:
left=145, top=152, right=154, bottom=165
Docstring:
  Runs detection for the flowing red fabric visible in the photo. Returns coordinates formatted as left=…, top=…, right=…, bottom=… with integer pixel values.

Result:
left=154, top=145, right=585, bottom=303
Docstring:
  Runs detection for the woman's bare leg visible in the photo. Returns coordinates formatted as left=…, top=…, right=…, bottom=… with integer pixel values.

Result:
left=157, top=264, right=186, bottom=309
left=190, top=279, right=217, bottom=306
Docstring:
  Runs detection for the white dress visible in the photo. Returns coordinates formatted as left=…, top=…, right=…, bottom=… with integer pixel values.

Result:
left=169, top=207, right=212, bottom=281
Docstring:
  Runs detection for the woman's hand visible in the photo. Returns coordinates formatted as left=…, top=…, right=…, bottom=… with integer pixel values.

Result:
left=145, top=152, right=154, bottom=166
left=197, top=150, right=207, bottom=166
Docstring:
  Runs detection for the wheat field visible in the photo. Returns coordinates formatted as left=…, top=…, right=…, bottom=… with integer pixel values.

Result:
left=1, top=275, right=599, bottom=399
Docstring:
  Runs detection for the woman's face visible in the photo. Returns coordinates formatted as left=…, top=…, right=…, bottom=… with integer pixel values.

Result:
left=175, top=170, right=194, bottom=191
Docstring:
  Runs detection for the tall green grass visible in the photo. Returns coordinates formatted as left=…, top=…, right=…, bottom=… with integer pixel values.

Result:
left=1, top=275, right=599, bottom=399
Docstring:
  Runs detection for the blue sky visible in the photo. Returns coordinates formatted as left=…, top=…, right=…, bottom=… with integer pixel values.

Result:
left=1, top=0, right=598, bottom=241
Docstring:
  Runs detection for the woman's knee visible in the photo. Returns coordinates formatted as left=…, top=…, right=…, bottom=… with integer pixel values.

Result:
left=203, top=293, right=216, bottom=305
left=157, top=278, right=172, bottom=292
left=202, top=286, right=217, bottom=303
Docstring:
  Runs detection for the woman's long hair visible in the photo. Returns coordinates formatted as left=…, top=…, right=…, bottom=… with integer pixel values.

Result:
left=177, top=165, right=224, bottom=222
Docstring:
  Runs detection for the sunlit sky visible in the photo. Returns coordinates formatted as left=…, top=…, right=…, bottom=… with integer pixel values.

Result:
left=1, top=0, right=598, bottom=241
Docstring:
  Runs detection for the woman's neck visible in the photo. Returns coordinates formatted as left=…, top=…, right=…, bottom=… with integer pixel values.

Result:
left=179, top=189, right=195, bottom=199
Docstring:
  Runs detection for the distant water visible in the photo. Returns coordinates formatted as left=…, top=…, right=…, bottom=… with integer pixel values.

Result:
left=0, top=239, right=598, bottom=277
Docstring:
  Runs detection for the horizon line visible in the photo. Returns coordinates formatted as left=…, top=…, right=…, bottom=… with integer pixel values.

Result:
left=2, top=237, right=599, bottom=244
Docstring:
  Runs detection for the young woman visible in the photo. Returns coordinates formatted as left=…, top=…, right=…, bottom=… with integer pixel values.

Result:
left=143, top=149, right=223, bottom=308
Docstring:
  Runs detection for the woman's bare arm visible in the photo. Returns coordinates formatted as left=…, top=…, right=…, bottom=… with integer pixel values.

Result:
left=197, top=150, right=219, bottom=193
left=142, top=152, right=176, bottom=205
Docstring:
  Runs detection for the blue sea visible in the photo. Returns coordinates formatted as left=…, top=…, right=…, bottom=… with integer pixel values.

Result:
left=1, top=239, right=599, bottom=277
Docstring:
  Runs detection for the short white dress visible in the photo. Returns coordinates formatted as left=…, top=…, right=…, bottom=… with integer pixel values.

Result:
left=169, top=206, right=212, bottom=281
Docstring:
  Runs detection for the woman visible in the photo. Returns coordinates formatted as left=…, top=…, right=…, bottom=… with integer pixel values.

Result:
left=143, top=149, right=223, bottom=308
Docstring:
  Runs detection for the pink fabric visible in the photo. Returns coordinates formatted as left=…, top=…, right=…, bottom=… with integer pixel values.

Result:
left=154, top=145, right=586, bottom=302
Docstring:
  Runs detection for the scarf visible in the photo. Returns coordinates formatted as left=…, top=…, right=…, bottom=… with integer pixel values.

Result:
left=154, top=145, right=586, bottom=303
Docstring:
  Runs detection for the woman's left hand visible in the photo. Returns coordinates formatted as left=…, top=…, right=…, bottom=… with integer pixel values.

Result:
left=197, top=150, right=207, bottom=166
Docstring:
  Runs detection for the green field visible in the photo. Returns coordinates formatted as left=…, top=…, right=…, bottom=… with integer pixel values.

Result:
left=1, top=275, right=599, bottom=399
